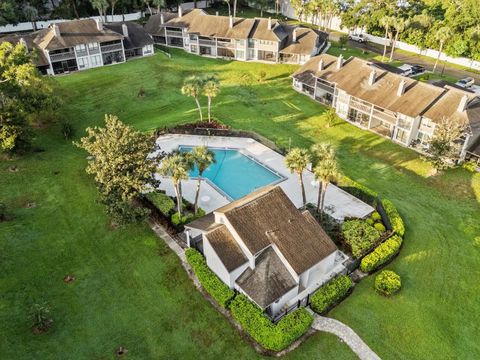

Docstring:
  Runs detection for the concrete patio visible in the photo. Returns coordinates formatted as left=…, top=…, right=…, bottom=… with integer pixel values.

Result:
left=155, top=134, right=374, bottom=220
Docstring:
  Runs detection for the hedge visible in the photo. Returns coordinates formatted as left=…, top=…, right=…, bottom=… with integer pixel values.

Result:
left=185, top=248, right=235, bottom=308
left=375, top=270, right=401, bottom=296
left=145, top=191, right=175, bottom=216
left=230, top=295, right=313, bottom=352
left=381, top=199, right=405, bottom=237
left=310, top=275, right=354, bottom=314
left=360, top=235, right=403, bottom=273
left=339, top=176, right=379, bottom=206
left=342, top=220, right=381, bottom=258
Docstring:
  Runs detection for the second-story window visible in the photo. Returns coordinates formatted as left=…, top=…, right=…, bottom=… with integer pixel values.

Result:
left=75, top=44, right=86, bottom=53
left=88, top=42, right=99, bottom=51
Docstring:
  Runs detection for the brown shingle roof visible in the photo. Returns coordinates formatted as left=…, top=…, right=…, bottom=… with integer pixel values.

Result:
left=0, top=32, right=49, bottom=66
left=205, top=225, right=248, bottom=272
left=104, top=22, right=153, bottom=49
left=185, top=213, right=221, bottom=232
left=280, top=26, right=323, bottom=55
left=215, top=186, right=337, bottom=274
left=144, top=12, right=179, bottom=34
left=188, top=15, right=255, bottom=39
left=36, top=19, right=123, bottom=50
left=249, top=18, right=285, bottom=41
left=236, top=246, right=297, bottom=308
left=163, top=9, right=206, bottom=28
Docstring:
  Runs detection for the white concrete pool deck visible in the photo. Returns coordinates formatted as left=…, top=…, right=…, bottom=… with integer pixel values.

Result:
left=154, top=134, right=374, bottom=220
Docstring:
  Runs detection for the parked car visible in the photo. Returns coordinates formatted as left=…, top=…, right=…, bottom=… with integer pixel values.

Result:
left=399, top=64, right=426, bottom=77
left=455, top=77, right=475, bottom=88
left=348, top=34, right=368, bottom=43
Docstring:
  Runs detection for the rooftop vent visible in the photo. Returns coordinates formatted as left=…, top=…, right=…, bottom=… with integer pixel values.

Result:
left=19, top=38, right=28, bottom=52
left=397, top=79, right=407, bottom=96
left=160, top=13, right=165, bottom=24
left=229, top=15, right=233, bottom=28
left=178, top=5, right=183, bottom=17
left=318, top=58, right=324, bottom=71
left=95, top=18, right=103, bottom=31
left=122, top=23, right=128, bottom=37
left=267, top=17, right=272, bottom=30
left=292, top=28, right=297, bottom=42
left=52, top=24, right=60, bottom=37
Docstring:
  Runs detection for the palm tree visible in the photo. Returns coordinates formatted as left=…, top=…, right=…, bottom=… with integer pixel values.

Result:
left=313, top=159, right=339, bottom=217
left=91, top=0, right=108, bottom=22
left=380, top=16, right=395, bottom=61
left=23, top=5, right=38, bottom=31
left=109, top=0, right=118, bottom=21
left=142, top=0, right=153, bottom=16
left=202, top=75, right=220, bottom=123
left=153, top=0, right=165, bottom=13
left=285, top=148, right=311, bottom=207
left=389, top=18, right=409, bottom=62
left=158, top=153, right=193, bottom=217
left=433, top=26, right=452, bottom=73
left=190, top=147, right=215, bottom=214
left=181, top=75, right=204, bottom=122
left=322, top=108, right=337, bottom=128
left=310, top=142, right=335, bottom=166
left=224, top=0, right=231, bottom=17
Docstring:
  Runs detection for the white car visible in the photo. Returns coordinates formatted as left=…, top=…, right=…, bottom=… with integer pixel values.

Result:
left=399, top=64, right=426, bottom=77
left=348, top=34, right=368, bottom=43
left=455, top=77, right=475, bottom=88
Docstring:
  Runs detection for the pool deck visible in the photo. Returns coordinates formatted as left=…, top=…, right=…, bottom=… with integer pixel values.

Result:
left=155, top=134, right=374, bottom=220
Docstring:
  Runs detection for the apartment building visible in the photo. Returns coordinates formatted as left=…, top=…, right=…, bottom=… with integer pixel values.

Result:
left=293, top=54, right=480, bottom=159
left=1, top=19, right=154, bottom=75
left=145, top=8, right=326, bottom=64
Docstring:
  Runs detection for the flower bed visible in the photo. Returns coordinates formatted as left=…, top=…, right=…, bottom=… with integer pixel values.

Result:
left=230, top=295, right=313, bottom=352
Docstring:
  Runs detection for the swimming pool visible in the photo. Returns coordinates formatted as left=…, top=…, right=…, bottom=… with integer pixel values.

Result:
left=179, top=146, right=283, bottom=200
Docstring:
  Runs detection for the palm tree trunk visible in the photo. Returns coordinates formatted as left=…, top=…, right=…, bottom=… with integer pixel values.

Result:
left=233, top=0, right=237, bottom=17
left=194, top=97, right=203, bottom=122
left=194, top=176, right=202, bottom=214
left=111, top=6, right=115, bottom=22
left=299, top=172, right=306, bottom=207
left=433, top=41, right=444, bottom=73
left=316, top=181, right=323, bottom=212
left=174, top=182, right=182, bottom=216
left=382, top=27, right=389, bottom=60
left=390, top=31, right=399, bottom=62
left=227, top=2, right=231, bottom=17
left=320, top=182, right=328, bottom=219
left=147, top=4, right=152, bottom=15
left=207, top=96, right=211, bottom=122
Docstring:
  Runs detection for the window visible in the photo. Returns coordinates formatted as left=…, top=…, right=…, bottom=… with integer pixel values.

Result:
left=247, top=48, right=255, bottom=59
left=75, top=44, right=86, bottom=51
left=236, top=50, right=245, bottom=59
left=91, top=55, right=102, bottom=66
left=189, top=34, right=198, bottom=41
left=88, top=42, right=99, bottom=51
left=144, top=45, right=152, bottom=54
left=395, top=128, right=409, bottom=144
left=77, top=57, right=88, bottom=69
left=190, top=45, right=197, bottom=53
left=248, top=38, right=255, bottom=47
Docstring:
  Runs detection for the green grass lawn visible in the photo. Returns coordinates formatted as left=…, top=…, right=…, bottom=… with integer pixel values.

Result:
left=1, top=50, right=479, bottom=359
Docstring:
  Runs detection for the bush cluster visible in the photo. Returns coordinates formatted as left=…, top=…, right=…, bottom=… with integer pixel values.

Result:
left=381, top=199, right=405, bottom=237
left=145, top=191, right=175, bottom=216
left=360, top=235, right=403, bottom=273
left=339, top=176, right=379, bottom=206
left=342, top=220, right=381, bottom=258
left=185, top=249, right=235, bottom=308
left=171, top=208, right=206, bottom=226
left=375, top=270, right=401, bottom=296
left=230, top=295, right=313, bottom=351
left=310, top=275, right=354, bottom=314
left=374, top=222, right=386, bottom=232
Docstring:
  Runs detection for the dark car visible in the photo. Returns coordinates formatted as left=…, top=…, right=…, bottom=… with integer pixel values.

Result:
left=410, top=65, right=425, bottom=75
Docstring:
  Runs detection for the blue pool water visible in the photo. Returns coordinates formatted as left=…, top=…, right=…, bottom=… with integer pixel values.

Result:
left=179, top=146, right=282, bottom=200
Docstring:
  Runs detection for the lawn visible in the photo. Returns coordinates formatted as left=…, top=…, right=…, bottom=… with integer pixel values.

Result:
left=1, top=50, right=479, bottom=359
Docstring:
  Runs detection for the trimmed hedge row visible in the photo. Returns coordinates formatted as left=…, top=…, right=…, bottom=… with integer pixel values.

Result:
left=230, top=295, right=313, bottom=352
left=381, top=199, right=405, bottom=237
left=339, top=176, right=379, bottom=207
left=360, top=235, right=403, bottom=273
left=310, top=275, right=354, bottom=314
left=185, top=248, right=235, bottom=308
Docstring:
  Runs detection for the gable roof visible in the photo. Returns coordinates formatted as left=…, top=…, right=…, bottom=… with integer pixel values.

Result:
left=0, top=32, right=49, bottom=66
left=205, top=225, right=248, bottom=272
left=236, top=246, right=297, bottom=308
left=188, top=14, right=256, bottom=39
left=249, top=18, right=286, bottom=41
left=35, top=19, right=123, bottom=50
left=215, top=186, right=337, bottom=274
left=104, top=22, right=153, bottom=49
left=280, top=26, right=324, bottom=55
left=144, top=12, right=179, bottom=34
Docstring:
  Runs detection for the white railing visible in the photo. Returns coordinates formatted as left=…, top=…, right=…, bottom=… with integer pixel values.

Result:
left=166, top=30, right=183, bottom=37
left=199, top=39, right=216, bottom=46
left=101, top=43, right=123, bottom=52
left=49, top=51, right=75, bottom=62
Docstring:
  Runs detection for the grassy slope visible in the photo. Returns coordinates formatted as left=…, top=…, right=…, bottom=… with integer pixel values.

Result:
left=1, top=50, right=479, bottom=359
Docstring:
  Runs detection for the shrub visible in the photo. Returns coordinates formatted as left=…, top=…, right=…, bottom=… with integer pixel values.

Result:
left=375, top=270, right=401, bottom=296
left=171, top=208, right=206, bottom=227
left=342, top=220, right=381, bottom=258
left=339, top=35, right=348, bottom=48
left=29, top=302, right=53, bottom=333
left=339, top=176, right=378, bottom=206
left=230, top=295, right=313, bottom=351
left=381, top=199, right=405, bottom=237
left=310, top=275, right=354, bottom=314
left=371, top=211, right=381, bottom=221
left=61, top=121, right=75, bottom=140
left=366, top=217, right=374, bottom=226
left=185, top=248, right=235, bottom=308
left=374, top=223, right=386, bottom=232
left=360, top=235, right=403, bottom=273
left=145, top=191, right=175, bottom=216
left=463, top=160, right=477, bottom=173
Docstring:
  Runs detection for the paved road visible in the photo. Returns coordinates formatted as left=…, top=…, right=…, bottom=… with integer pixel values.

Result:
left=328, top=33, right=480, bottom=83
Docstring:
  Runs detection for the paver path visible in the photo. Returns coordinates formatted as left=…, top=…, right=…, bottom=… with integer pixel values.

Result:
left=312, top=315, right=381, bottom=360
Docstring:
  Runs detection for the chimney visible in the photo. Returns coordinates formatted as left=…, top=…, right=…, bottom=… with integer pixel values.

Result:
left=19, top=37, right=28, bottom=52
left=336, top=55, right=343, bottom=69
left=160, top=13, right=164, bottom=24
left=122, top=23, right=128, bottom=37
left=458, top=94, right=469, bottom=112
left=95, top=18, right=103, bottom=31
left=267, top=17, right=272, bottom=30
left=318, top=58, right=324, bottom=71
left=292, top=28, right=297, bottom=42
left=229, top=15, right=233, bottom=28
left=52, top=24, right=60, bottom=37
left=397, top=79, right=407, bottom=96
left=178, top=5, right=183, bottom=17
left=216, top=11, right=219, bottom=16
left=368, top=70, right=376, bottom=86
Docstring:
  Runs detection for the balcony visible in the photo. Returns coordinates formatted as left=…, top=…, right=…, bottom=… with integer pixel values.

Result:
left=217, top=41, right=233, bottom=49
left=89, top=47, right=100, bottom=55
left=166, top=30, right=183, bottom=37
left=199, top=39, right=216, bottom=46
left=49, top=51, right=76, bottom=62
left=75, top=50, right=88, bottom=57
left=100, top=43, right=123, bottom=53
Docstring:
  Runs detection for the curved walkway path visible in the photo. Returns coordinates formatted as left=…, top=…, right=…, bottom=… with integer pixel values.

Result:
left=312, top=315, right=381, bottom=360
left=151, top=221, right=381, bottom=360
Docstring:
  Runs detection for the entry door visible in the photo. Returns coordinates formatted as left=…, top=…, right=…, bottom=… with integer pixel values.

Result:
left=61, top=61, right=69, bottom=72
